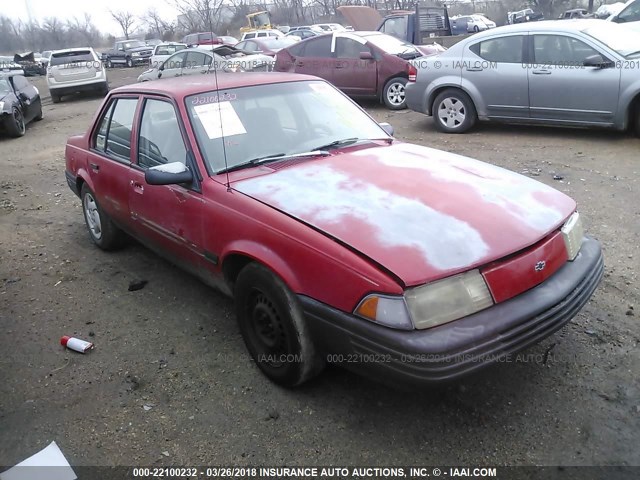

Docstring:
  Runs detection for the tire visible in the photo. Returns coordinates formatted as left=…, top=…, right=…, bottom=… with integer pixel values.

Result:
left=635, top=106, right=640, bottom=138
left=34, top=103, right=43, bottom=121
left=80, top=184, right=123, bottom=250
left=126, top=57, right=133, bottom=68
left=98, top=82, right=109, bottom=97
left=382, top=76, right=408, bottom=110
left=234, top=263, right=325, bottom=387
left=51, top=94, right=61, bottom=104
left=473, top=25, right=480, bottom=32
left=432, top=88, right=477, bottom=134
left=106, top=58, right=113, bottom=69
left=4, top=107, right=26, bottom=137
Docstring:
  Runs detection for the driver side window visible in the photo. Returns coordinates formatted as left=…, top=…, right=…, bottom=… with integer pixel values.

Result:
left=533, top=35, right=600, bottom=65
left=137, top=99, right=187, bottom=169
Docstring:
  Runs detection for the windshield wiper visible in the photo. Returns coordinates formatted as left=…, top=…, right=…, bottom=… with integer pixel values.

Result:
left=308, top=137, right=363, bottom=151
left=221, top=150, right=329, bottom=174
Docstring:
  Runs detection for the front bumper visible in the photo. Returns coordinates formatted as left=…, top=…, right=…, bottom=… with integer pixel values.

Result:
left=301, top=237, right=603, bottom=387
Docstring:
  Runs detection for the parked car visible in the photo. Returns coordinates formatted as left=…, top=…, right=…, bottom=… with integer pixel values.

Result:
left=137, top=46, right=274, bottom=82
left=405, top=20, right=640, bottom=135
left=240, top=29, right=284, bottom=41
left=288, top=26, right=325, bottom=33
left=0, top=56, right=25, bottom=75
left=559, top=9, right=592, bottom=19
left=13, top=52, right=45, bottom=76
left=609, top=0, right=640, bottom=30
left=47, top=48, right=109, bottom=103
left=102, top=39, right=154, bottom=68
left=40, top=51, right=52, bottom=69
left=0, top=73, right=42, bottom=138
left=182, top=32, right=223, bottom=47
left=275, top=31, right=426, bottom=109
left=507, top=8, right=544, bottom=24
left=286, top=29, right=322, bottom=40
left=149, top=43, right=187, bottom=69
left=64, top=73, right=603, bottom=387
left=236, top=37, right=300, bottom=56
left=313, top=23, right=347, bottom=32
left=451, top=14, right=496, bottom=34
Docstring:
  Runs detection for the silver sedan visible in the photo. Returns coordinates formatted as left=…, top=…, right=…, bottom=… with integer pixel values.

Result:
left=405, top=20, right=640, bottom=136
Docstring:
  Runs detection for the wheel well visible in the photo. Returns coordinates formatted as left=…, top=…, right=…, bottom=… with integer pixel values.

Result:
left=428, top=86, right=473, bottom=115
left=380, top=73, right=408, bottom=97
left=75, top=177, right=85, bottom=197
left=628, top=94, right=640, bottom=130
left=222, top=254, right=254, bottom=289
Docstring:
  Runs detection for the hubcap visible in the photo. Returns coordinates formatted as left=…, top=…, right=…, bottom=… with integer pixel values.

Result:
left=250, top=292, right=287, bottom=367
left=438, top=97, right=466, bottom=129
left=387, top=82, right=406, bottom=106
left=83, top=193, right=102, bottom=240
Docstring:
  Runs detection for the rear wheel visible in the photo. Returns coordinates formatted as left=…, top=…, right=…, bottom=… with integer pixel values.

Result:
left=432, top=88, right=477, bottom=134
left=4, top=107, right=26, bottom=137
left=80, top=184, right=123, bottom=250
left=635, top=105, right=640, bottom=138
left=234, top=263, right=324, bottom=387
left=382, top=77, right=408, bottom=110
left=51, top=94, right=61, bottom=104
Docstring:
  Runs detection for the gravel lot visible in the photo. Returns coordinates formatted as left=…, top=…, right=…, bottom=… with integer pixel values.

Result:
left=1, top=67, right=639, bottom=469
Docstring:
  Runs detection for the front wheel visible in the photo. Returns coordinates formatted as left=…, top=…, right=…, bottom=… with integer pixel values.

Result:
left=234, top=263, right=325, bottom=387
left=432, top=88, right=477, bottom=134
left=126, top=57, right=133, bottom=68
left=382, top=77, right=408, bottom=110
left=4, top=107, right=26, bottom=137
left=106, top=58, right=113, bottom=69
left=80, top=184, right=123, bottom=250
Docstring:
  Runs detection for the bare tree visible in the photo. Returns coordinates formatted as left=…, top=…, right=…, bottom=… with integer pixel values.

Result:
left=170, top=0, right=225, bottom=33
left=110, top=9, right=137, bottom=39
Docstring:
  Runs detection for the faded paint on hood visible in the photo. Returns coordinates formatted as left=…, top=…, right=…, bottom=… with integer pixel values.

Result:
left=234, top=143, right=576, bottom=286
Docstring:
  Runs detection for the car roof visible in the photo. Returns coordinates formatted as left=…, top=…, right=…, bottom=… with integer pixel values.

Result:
left=111, top=72, right=314, bottom=98
left=471, top=19, right=613, bottom=36
left=51, top=47, right=94, bottom=54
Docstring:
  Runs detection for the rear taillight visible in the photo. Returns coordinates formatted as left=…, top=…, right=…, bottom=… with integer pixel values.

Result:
left=407, top=64, right=417, bottom=82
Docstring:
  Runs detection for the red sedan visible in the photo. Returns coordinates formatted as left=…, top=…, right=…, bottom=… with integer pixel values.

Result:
left=274, top=31, right=443, bottom=109
left=64, top=74, right=603, bottom=388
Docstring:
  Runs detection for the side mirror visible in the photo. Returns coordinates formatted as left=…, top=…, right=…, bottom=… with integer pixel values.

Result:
left=145, top=162, right=193, bottom=185
left=583, top=54, right=611, bottom=68
left=18, top=92, right=29, bottom=101
left=379, top=122, right=394, bottom=136
left=359, top=51, right=374, bottom=60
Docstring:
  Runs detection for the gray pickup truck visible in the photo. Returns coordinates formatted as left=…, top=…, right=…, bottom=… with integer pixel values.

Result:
left=102, top=40, right=153, bottom=68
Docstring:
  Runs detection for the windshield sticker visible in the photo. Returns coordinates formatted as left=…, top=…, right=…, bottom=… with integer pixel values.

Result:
left=194, top=101, right=246, bottom=139
left=191, top=92, right=237, bottom=106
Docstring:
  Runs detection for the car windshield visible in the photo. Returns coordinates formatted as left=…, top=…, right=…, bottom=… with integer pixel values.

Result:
left=584, top=23, right=640, bottom=57
left=155, top=44, right=186, bottom=55
left=186, top=81, right=389, bottom=174
left=0, top=78, right=13, bottom=94
left=361, top=33, right=420, bottom=56
left=50, top=50, right=94, bottom=66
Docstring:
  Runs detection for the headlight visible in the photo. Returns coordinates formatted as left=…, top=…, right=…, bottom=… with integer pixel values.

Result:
left=561, top=212, right=583, bottom=261
left=354, top=269, right=494, bottom=330
left=406, top=270, right=494, bottom=329
left=132, top=52, right=140, bottom=57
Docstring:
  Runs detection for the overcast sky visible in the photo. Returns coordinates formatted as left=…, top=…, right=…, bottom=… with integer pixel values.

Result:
left=4, top=0, right=180, bottom=36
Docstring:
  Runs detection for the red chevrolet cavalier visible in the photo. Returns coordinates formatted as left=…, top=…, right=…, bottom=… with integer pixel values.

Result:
left=64, top=73, right=603, bottom=388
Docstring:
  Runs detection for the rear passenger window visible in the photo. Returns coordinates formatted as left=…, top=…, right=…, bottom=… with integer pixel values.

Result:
left=94, top=98, right=138, bottom=161
left=469, top=36, right=524, bottom=63
left=138, top=99, right=186, bottom=169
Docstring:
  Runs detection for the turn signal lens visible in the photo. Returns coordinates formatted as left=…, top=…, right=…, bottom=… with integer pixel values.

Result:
left=561, top=212, right=584, bottom=261
left=354, top=294, right=413, bottom=330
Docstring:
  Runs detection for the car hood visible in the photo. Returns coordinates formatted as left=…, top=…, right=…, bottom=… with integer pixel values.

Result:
left=128, top=46, right=151, bottom=53
left=234, top=143, right=576, bottom=286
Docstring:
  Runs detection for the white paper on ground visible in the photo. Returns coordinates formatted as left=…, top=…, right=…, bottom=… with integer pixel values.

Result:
left=0, top=441, right=77, bottom=480
left=194, top=101, right=247, bottom=140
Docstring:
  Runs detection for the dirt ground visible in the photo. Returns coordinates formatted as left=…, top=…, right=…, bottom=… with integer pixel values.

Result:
left=1, top=67, right=639, bottom=469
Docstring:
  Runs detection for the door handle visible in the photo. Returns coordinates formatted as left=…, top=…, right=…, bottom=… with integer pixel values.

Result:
left=131, top=180, right=144, bottom=193
left=295, top=62, right=304, bottom=67
left=532, top=69, right=551, bottom=75
left=335, top=64, right=345, bottom=69
left=465, top=67, right=483, bottom=72
left=90, top=163, right=100, bottom=171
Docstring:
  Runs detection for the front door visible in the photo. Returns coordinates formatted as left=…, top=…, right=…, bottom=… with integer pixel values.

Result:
left=528, top=34, right=621, bottom=125
left=128, top=97, right=206, bottom=270
left=332, top=37, right=377, bottom=96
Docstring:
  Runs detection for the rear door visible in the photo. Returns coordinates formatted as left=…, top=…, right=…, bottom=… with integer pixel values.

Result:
left=463, top=34, right=529, bottom=119
left=86, top=96, right=139, bottom=227
left=527, top=33, right=620, bottom=124
left=291, top=35, right=334, bottom=83
left=332, top=36, right=377, bottom=95
left=128, top=96, right=206, bottom=270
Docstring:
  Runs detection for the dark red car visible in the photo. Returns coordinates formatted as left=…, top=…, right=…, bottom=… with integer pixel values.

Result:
left=64, top=74, right=602, bottom=388
left=274, top=31, right=442, bottom=109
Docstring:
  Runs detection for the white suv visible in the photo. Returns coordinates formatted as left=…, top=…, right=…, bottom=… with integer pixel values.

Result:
left=47, top=47, right=108, bottom=103
left=240, top=30, right=284, bottom=41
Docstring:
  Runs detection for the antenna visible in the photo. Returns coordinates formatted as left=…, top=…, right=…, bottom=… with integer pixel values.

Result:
left=206, top=15, right=231, bottom=191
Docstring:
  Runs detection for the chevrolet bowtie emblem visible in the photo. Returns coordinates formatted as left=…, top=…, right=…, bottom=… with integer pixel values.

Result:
left=534, top=260, right=546, bottom=272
